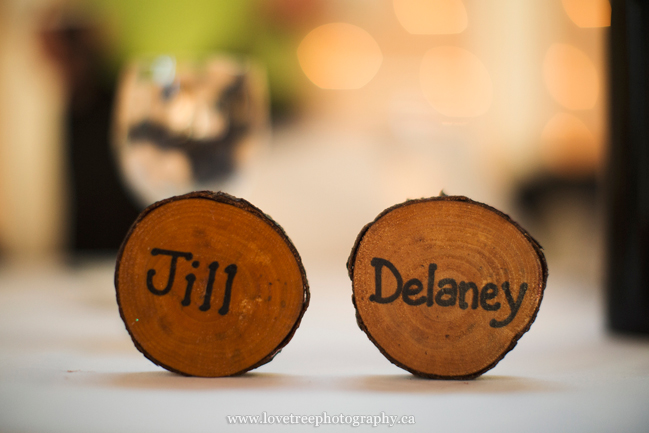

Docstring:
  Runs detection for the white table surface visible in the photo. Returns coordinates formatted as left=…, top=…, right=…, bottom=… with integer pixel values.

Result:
left=1, top=259, right=648, bottom=433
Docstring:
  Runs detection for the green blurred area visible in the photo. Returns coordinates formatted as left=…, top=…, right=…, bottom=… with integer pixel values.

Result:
left=90, top=0, right=305, bottom=115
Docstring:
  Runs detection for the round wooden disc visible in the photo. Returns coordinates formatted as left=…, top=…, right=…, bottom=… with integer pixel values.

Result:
left=115, top=191, right=309, bottom=377
left=348, top=196, right=547, bottom=379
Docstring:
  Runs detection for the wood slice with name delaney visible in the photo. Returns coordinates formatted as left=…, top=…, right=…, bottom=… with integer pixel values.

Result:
left=115, top=191, right=309, bottom=377
left=348, top=196, right=547, bottom=379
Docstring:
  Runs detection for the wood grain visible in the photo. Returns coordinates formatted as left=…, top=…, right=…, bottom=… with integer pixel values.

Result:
left=115, top=191, right=309, bottom=377
left=348, top=196, right=547, bottom=379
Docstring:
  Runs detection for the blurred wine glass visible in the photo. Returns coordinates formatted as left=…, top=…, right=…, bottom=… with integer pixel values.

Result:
left=113, top=55, right=269, bottom=206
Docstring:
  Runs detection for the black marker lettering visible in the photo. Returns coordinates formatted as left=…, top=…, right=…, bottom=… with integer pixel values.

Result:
left=199, top=261, right=220, bottom=311
left=366, top=258, right=530, bottom=328
left=218, top=264, right=237, bottom=315
left=436, top=278, right=458, bottom=307
left=146, top=248, right=193, bottom=295
left=480, top=283, right=501, bottom=311
left=490, top=282, right=528, bottom=328
left=459, top=282, right=479, bottom=310
left=370, top=258, right=403, bottom=304
left=403, top=278, right=426, bottom=306
left=427, top=264, right=437, bottom=306
left=181, top=274, right=196, bottom=307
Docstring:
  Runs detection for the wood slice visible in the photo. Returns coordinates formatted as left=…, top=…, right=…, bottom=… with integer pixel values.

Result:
left=348, top=196, right=547, bottom=379
left=115, top=191, right=309, bottom=377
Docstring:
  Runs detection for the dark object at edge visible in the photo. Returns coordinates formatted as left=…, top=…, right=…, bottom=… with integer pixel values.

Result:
left=606, top=0, right=649, bottom=334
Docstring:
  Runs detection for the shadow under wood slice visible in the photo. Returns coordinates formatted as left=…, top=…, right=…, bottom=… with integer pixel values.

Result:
left=348, top=196, right=547, bottom=379
left=115, top=191, right=309, bottom=377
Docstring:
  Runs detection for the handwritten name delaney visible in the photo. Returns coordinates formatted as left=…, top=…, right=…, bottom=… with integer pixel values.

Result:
left=369, top=258, right=528, bottom=328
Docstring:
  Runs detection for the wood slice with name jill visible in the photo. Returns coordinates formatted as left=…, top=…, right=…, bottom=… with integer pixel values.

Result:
left=348, top=196, right=547, bottom=379
left=115, top=191, right=309, bottom=377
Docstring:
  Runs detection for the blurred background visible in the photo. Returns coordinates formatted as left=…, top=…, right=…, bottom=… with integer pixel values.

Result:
left=4, top=3, right=649, bottom=431
left=0, top=0, right=611, bottom=285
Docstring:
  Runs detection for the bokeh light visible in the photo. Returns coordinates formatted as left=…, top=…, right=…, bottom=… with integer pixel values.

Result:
left=297, top=23, right=382, bottom=90
left=420, top=46, right=492, bottom=117
left=543, top=43, right=599, bottom=110
left=393, top=0, right=468, bottom=35
left=540, top=112, right=601, bottom=176
left=561, top=0, right=611, bottom=28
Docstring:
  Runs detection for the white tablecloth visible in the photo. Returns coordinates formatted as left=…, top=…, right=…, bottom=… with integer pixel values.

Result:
left=1, top=259, right=648, bottom=432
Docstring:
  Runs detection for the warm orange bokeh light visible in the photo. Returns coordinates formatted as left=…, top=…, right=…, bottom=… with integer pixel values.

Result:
left=420, top=46, right=492, bottom=117
left=541, top=112, right=602, bottom=176
left=297, top=23, right=382, bottom=90
left=393, top=0, right=468, bottom=35
left=562, top=0, right=611, bottom=28
left=543, top=43, right=599, bottom=111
